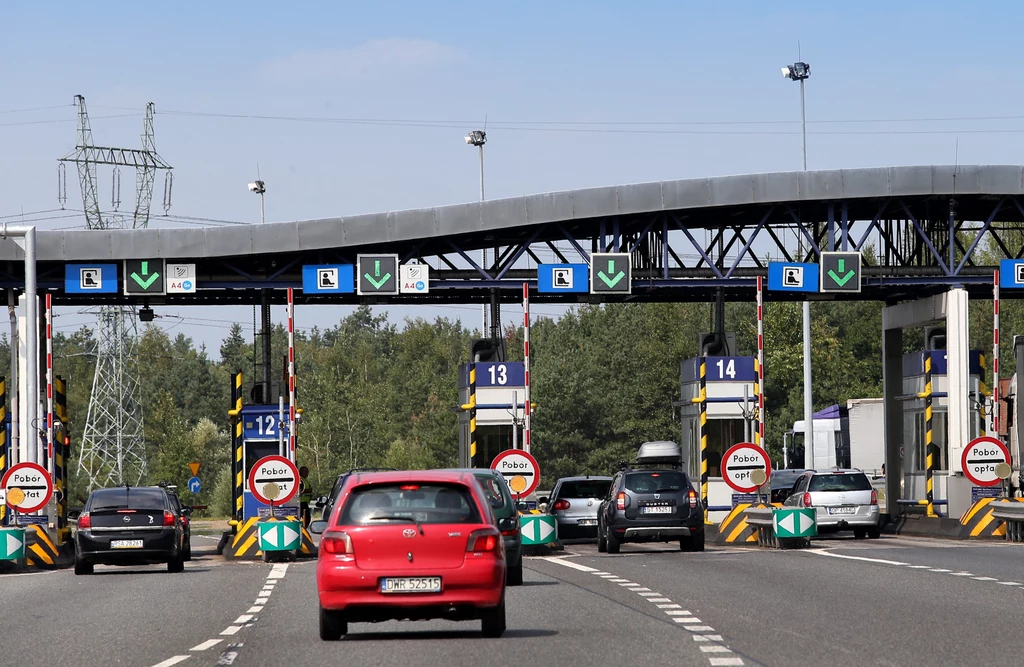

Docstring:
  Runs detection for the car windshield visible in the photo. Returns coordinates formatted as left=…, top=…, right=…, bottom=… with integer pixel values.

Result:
left=89, top=488, right=167, bottom=511
left=624, top=472, right=687, bottom=494
left=808, top=473, right=872, bottom=492
left=474, top=475, right=509, bottom=508
left=338, top=483, right=483, bottom=526
left=557, top=480, right=612, bottom=498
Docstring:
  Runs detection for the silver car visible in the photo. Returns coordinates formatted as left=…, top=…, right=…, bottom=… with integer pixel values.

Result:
left=783, top=469, right=881, bottom=539
left=545, top=476, right=613, bottom=539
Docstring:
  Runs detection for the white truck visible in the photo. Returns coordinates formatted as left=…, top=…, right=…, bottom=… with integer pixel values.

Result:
left=787, top=398, right=884, bottom=474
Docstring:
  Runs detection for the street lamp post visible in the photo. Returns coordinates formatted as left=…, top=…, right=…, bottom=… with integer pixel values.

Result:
left=465, top=130, right=488, bottom=337
left=782, top=60, right=814, bottom=470
left=248, top=179, right=266, bottom=224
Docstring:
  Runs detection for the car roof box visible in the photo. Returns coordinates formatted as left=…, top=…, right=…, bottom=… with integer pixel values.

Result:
left=636, top=441, right=682, bottom=466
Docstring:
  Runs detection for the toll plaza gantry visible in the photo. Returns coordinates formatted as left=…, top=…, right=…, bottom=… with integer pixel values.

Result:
left=5, top=165, right=1024, bottom=530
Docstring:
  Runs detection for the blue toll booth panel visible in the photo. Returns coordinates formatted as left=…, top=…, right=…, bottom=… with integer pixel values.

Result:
left=240, top=405, right=298, bottom=521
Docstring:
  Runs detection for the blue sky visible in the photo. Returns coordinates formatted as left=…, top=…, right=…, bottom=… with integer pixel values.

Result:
left=3, top=1, right=1024, bottom=352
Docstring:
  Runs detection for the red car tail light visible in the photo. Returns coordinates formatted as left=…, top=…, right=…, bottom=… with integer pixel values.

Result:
left=163, top=511, right=175, bottom=526
left=871, top=490, right=878, bottom=505
left=78, top=512, right=91, bottom=529
left=501, top=529, right=518, bottom=537
left=803, top=493, right=812, bottom=508
left=466, top=529, right=500, bottom=553
left=321, top=531, right=354, bottom=555
left=616, top=492, right=629, bottom=511
left=553, top=499, right=570, bottom=511
left=688, top=490, right=698, bottom=508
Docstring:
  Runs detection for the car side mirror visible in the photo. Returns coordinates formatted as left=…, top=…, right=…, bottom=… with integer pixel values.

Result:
left=181, top=507, right=193, bottom=517
left=516, top=501, right=528, bottom=512
left=498, top=517, right=518, bottom=531
left=315, top=496, right=329, bottom=506
left=67, top=510, right=81, bottom=523
left=538, top=496, right=549, bottom=505
left=308, top=520, right=328, bottom=535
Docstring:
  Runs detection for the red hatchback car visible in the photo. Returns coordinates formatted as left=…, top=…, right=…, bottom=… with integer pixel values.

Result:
left=311, top=470, right=507, bottom=640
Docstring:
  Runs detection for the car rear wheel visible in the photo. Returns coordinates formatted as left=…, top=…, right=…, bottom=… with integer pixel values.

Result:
left=167, top=553, right=185, bottom=573
left=183, top=543, right=192, bottom=561
left=680, top=534, right=705, bottom=552
left=507, top=558, right=523, bottom=586
left=597, top=528, right=607, bottom=553
left=606, top=528, right=620, bottom=554
left=74, top=559, right=93, bottom=575
left=853, top=528, right=867, bottom=539
left=481, top=597, right=506, bottom=638
left=319, top=606, right=347, bottom=641
left=867, top=527, right=881, bottom=539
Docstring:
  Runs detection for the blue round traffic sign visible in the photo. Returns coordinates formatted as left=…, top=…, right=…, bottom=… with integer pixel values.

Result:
left=183, top=280, right=193, bottom=291
left=415, top=281, right=425, bottom=290
left=187, top=476, right=201, bottom=494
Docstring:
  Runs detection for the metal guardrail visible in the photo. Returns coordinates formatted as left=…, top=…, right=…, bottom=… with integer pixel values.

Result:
left=894, top=499, right=947, bottom=517
left=990, top=502, right=1024, bottom=542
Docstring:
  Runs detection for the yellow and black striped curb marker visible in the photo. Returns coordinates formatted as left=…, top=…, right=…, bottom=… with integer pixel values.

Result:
left=24, top=525, right=60, bottom=568
left=224, top=516, right=317, bottom=559
left=960, top=497, right=1024, bottom=538
left=715, top=502, right=784, bottom=544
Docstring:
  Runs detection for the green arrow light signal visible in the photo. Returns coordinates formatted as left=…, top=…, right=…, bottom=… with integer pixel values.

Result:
left=130, top=261, right=161, bottom=290
left=597, top=259, right=626, bottom=289
left=363, top=259, right=392, bottom=290
left=827, top=258, right=856, bottom=287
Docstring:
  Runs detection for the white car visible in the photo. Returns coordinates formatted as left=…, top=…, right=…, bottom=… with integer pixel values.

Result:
left=782, top=469, right=881, bottom=539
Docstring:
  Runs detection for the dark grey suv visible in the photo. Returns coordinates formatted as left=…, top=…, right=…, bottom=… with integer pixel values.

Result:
left=597, top=467, right=705, bottom=553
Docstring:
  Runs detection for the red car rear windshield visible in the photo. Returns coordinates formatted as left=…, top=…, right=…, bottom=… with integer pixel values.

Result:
left=338, top=483, right=483, bottom=526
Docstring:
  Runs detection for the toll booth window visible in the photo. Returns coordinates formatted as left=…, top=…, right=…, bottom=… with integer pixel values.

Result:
left=704, top=419, right=744, bottom=477
left=244, top=441, right=280, bottom=488
left=910, top=411, right=948, bottom=471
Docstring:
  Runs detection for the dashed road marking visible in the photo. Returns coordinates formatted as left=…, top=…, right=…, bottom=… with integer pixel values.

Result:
left=998, top=581, right=1022, bottom=586
left=220, top=626, right=241, bottom=636
left=950, top=572, right=974, bottom=576
left=152, top=657, right=190, bottom=667
left=806, top=549, right=907, bottom=566
left=973, top=576, right=998, bottom=581
left=929, top=569, right=951, bottom=573
left=544, top=558, right=744, bottom=665
left=536, top=557, right=597, bottom=572
left=247, top=606, right=264, bottom=614
left=190, top=639, right=222, bottom=651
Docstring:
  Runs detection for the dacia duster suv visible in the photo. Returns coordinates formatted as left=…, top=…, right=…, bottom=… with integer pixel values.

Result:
left=597, top=441, right=705, bottom=553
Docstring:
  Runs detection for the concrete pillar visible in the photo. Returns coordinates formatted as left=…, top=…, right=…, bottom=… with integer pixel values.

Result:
left=946, top=288, right=970, bottom=474
left=882, top=327, right=904, bottom=518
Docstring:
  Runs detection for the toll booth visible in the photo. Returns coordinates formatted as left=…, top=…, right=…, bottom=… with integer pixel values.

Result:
left=898, top=348, right=987, bottom=513
left=458, top=361, right=527, bottom=468
left=679, top=356, right=759, bottom=522
left=238, top=403, right=297, bottom=521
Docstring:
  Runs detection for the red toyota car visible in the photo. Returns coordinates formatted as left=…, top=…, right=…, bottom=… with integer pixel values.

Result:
left=311, top=470, right=507, bottom=640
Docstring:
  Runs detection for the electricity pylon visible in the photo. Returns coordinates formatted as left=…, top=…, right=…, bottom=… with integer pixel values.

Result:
left=58, top=95, right=173, bottom=488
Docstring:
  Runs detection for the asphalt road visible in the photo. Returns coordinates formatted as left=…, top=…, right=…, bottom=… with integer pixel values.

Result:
left=6, top=535, right=1024, bottom=667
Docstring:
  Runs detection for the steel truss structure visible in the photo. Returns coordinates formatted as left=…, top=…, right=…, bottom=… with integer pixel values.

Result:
left=11, top=191, right=1024, bottom=307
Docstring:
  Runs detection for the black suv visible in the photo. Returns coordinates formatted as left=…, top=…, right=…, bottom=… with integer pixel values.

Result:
left=314, top=468, right=397, bottom=522
left=597, top=444, right=704, bottom=553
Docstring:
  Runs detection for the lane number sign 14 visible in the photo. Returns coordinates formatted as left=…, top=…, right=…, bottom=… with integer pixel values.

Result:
left=716, top=359, right=735, bottom=379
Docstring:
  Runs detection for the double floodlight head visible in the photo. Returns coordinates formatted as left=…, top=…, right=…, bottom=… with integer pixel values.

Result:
left=248, top=180, right=266, bottom=194
left=781, top=61, right=810, bottom=81
left=464, top=130, right=487, bottom=147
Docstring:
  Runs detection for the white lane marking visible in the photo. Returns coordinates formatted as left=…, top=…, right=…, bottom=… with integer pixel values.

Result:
left=929, top=569, right=951, bottom=573
left=998, top=581, right=1022, bottom=586
left=220, top=626, right=241, bottom=636
left=907, top=565, right=932, bottom=569
left=600, top=574, right=618, bottom=579
left=609, top=578, right=631, bottom=583
left=247, top=606, right=264, bottom=614
left=666, top=610, right=693, bottom=616
left=950, top=572, right=974, bottom=576
left=674, top=616, right=703, bottom=624
left=190, top=639, right=222, bottom=651
left=973, top=576, right=998, bottom=581
left=267, top=563, right=289, bottom=579
left=538, top=557, right=598, bottom=572
left=693, top=635, right=724, bottom=642
left=630, top=587, right=651, bottom=592
left=657, top=603, right=682, bottom=609
left=647, top=597, right=672, bottom=603
left=151, top=657, right=190, bottom=667
left=638, top=592, right=663, bottom=597
left=684, top=625, right=717, bottom=632
left=618, top=582, right=638, bottom=587
left=709, top=658, right=744, bottom=666
left=590, top=571, right=610, bottom=575
left=234, top=615, right=253, bottom=624
left=806, top=549, right=907, bottom=566
left=701, top=646, right=733, bottom=653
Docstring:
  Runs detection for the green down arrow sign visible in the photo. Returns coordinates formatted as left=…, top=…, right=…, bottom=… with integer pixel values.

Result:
left=820, top=252, right=861, bottom=293
left=131, top=261, right=161, bottom=289
left=827, top=259, right=855, bottom=287
left=364, top=260, right=392, bottom=290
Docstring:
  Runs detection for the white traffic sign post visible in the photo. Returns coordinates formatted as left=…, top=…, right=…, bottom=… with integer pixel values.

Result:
left=961, top=436, right=1011, bottom=488
left=248, top=456, right=299, bottom=507
left=491, top=449, right=541, bottom=499
left=2, top=462, right=54, bottom=514
left=721, top=442, right=773, bottom=494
